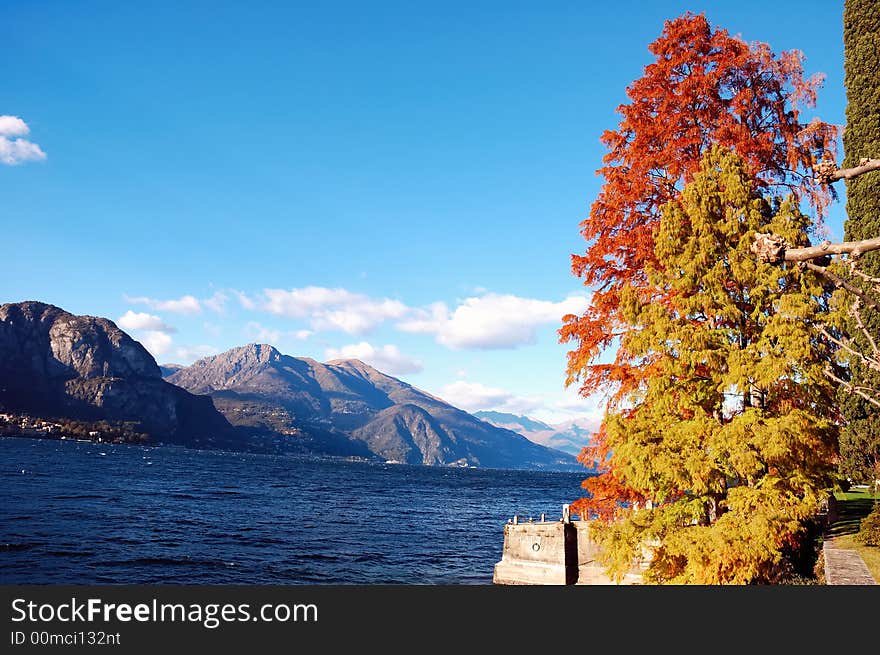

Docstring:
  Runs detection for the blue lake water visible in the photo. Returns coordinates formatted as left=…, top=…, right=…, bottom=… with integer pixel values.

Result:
left=0, top=437, right=588, bottom=584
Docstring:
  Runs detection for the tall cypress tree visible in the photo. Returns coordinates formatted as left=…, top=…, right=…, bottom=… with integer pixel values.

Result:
left=838, top=0, right=880, bottom=483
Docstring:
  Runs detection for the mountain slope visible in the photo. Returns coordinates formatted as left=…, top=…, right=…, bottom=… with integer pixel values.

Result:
left=159, top=364, right=185, bottom=378
left=474, top=410, right=596, bottom=456
left=473, top=411, right=554, bottom=434
left=0, top=301, right=233, bottom=446
left=168, top=345, right=576, bottom=469
left=351, top=404, right=453, bottom=465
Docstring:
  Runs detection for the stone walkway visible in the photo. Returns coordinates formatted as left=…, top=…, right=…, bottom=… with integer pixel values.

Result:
left=823, top=539, right=876, bottom=585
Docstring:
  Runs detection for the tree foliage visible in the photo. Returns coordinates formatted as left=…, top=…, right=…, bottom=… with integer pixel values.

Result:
left=857, top=503, right=880, bottom=546
left=837, top=0, right=880, bottom=483
left=562, top=11, right=837, bottom=520
left=579, top=148, right=838, bottom=584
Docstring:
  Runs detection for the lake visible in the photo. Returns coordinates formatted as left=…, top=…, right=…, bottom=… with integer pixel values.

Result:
left=0, top=437, right=588, bottom=584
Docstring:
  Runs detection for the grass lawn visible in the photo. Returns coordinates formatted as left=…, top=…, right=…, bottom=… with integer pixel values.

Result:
left=828, top=488, right=880, bottom=583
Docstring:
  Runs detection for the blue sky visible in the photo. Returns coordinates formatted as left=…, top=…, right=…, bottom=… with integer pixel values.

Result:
left=2, top=1, right=849, bottom=425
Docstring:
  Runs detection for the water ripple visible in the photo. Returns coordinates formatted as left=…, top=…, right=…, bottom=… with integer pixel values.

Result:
left=0, top=436, right=589, bottom=584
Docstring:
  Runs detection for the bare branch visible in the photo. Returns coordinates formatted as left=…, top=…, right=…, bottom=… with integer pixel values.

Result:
left=823, top=366, right=880, bottom=409
left=750, top=155, right=880, bottom=407
left=752, top=233, right=880, bottom=264
left=850, top=299, right=880, bottom=360
left=818, top=327, right=880, bottom=373
left=785, top=237, right=880, bottom=263
left=804, top=262, right=880, bottom=312
left=848, top=260, right=880, bottom=286
left=814, top=157, right=880, bottom=184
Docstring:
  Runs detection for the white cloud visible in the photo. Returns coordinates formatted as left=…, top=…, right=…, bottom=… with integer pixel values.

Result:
left=140, top=331, right=173, bottom=358
left=244, top=321, right=281, bottom=344
left=313, top=299, right=407, bottom=334
left=138, top=331, right=218, bottom=364
left=244, top=321, right=313, bottom=345
left=174, top=344, right=219, bottom=363
left=0, top=115, right=46, bottom=165
left=263, top=287, right=357, bottom=317
left=124, top=294, right=202, bottom=315
left=117, top=310, right=176, bottom=334
left=153, top=295, right=201, bottom=315
left=118, top=304, right=222, bottom=363
left=0, top=138, right=46, bottom=165
left=399, top=293, right=590, bottom=350
left=232, top=290, right=257, bottom=310
left=554, top=392, right=601, bottom=413
left=0, top=116, right=29, bottom=137
left=241, top=286, right=408, bottom=335
left=203, top=321, right=222, bottom=337
left=535, top=388, right=606, bottom=427
left=202, top=291, right=228, bottom=313
left=118, top=311, right=177, bottom=359
left=437, top=380, right=543, bottom=415
left=434, top=378, right=606, bottom=428
left=325, top=341, right=423, bottom=375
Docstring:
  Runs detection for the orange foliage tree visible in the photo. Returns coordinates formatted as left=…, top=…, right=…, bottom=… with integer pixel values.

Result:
left=561, top=12, right=838, bottom=520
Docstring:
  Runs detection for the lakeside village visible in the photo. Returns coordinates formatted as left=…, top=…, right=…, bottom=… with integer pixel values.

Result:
left=0, top=412, right=149, bottom=445
left=0, top=412, right=476, bottom=466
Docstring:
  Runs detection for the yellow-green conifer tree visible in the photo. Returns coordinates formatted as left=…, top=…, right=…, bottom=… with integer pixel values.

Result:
left=592, top=147, right=839, bottom=584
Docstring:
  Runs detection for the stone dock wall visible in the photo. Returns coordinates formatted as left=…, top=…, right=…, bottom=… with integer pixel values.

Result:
left=495, top=501, right=877, bottom=585
left=493, top=507, right=647, bottom=585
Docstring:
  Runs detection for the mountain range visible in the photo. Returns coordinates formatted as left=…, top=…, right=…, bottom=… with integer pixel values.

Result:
left=165, top=344, right=574, bottom=469
left=0, top=301, right=578, bottom=470
left=473, top=410, right=596, bottom=456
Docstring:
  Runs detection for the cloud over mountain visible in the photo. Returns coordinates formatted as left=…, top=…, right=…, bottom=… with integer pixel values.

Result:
left=325, top=341, right=423, bottom=375
left=125, top=294, right=203, bottom=315
left=399, top=293, right=590, bottom=349
left=117, top=310, right=176, bottom=333
left=438, top=380, right=543, bottom=415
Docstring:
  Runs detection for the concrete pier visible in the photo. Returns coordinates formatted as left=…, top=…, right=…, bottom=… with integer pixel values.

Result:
left=493, top=507, right=648, bottom=585
left=496, top=503, right=878, bottom=585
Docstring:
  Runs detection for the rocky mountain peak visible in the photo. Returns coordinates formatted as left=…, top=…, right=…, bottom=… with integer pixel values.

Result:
left=0, top=300, right=161, bottom=380
left=226, top=343, right=282, bottom=365
left=181, top=343, right=284, bottom=374
left=168, top=344, right=576, bottom=469
left=325, top=358, right=377, bottom=374
left=0, top=300, right=233, bottom=444
left=164, top=343, right=299, bottom=396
